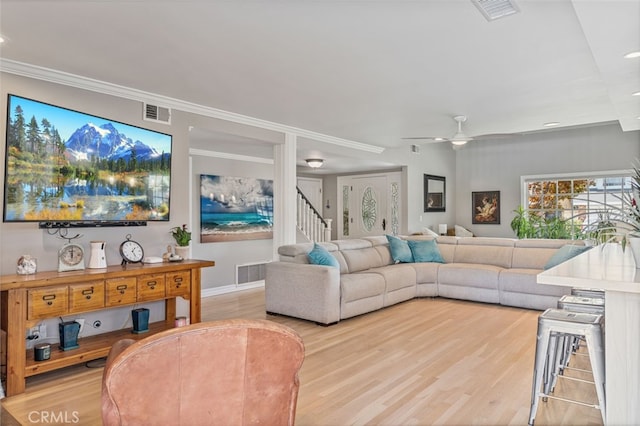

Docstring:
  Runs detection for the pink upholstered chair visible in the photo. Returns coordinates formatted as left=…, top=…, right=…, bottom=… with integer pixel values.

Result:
left=102, top=319, right=305, bottom=426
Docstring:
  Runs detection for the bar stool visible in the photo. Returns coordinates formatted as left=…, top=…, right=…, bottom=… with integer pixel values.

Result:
left=528, top=309, right=606, bottom=425
left=549, top=295, right=606, bottom=392
left=559, top=294, right=605, bottom=315
left=571, top=288, right=605, bottom=299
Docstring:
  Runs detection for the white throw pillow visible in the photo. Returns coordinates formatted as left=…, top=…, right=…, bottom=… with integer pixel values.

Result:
left=455, top=225, right=474, bottom=237
left=422, top=227, right=439, bottom=237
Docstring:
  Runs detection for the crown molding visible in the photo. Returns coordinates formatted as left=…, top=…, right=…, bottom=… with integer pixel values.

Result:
left=189, top=148, right=274, bottom=164
left=0, top=59, right=385, bottom=154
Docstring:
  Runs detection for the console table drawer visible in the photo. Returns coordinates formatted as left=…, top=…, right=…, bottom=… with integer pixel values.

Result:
left=28, top=287, right=69, bottom=320
left=137, top=274, right=166, bottom=301
left=105, top=277, right=137, bottom=306
left=166, top=271, right=191, bottom=298
left=69, top=281, right=105, bottom=313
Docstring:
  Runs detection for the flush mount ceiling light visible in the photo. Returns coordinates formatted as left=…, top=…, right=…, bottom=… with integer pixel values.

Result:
left=624, top=51, right=640, bottom=59
left=305, top=158, right=324, bottom=168
left=543, top=122, right=560, bottom=127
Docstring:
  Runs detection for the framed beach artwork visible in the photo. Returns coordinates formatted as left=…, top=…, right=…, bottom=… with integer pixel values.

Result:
left=199, top=174, right=273, bottom=242
left=472, top=191, right=500, bottom=224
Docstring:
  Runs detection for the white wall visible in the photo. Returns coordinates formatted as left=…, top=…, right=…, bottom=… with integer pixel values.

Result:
left=0, top=73, right=192, bottom=275
left=190, top=154, right=274, bottom=291
left=401, top=143, right=457, bottom=235
left=315, top=143, right=458, bottom=239
left=0, top=73, right=195, bottom=340
left=455, top=124, right=640, bottom=237
left=4, top=71, right=638, bottom=288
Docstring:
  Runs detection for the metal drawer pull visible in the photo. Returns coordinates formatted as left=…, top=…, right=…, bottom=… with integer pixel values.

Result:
left=175, top=277, right=183, bottom=283
left=42, top=294, right=56, bottom=306
left=82, top=288, right=94, bottom=299
left=147, top=280, right=157, bottom=289
left=116, top=284, right=128, bottom=294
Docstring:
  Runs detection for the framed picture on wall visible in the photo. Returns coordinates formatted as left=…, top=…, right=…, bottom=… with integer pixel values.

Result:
left=472, top=191, right=500, bottom=224
left=199, top=174, right=274, bottom=242
left=424, top=174, right=446, bottom=212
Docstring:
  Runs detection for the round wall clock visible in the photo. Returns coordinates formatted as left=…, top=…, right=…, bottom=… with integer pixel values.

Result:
left=119, top=234, right=144, bottom=265
left=58, top=243, right=85, bottom=272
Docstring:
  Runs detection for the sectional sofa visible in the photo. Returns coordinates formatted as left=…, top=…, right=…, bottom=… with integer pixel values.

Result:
left=265, top=236, right=586, bottom=325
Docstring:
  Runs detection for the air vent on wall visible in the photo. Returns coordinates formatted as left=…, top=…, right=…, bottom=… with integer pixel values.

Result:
left=236, top=261, right=269, bottom=285
left=143, top=103, right=171, bottom=125
left=471, top=0, right=520, bottom=21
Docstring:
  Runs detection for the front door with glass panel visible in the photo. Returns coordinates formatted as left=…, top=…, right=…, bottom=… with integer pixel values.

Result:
left=338, top=172, right=401, bottom=239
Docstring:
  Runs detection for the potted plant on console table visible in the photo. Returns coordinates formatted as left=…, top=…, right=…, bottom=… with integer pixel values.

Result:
left=170, top=224, right=192, bottom=259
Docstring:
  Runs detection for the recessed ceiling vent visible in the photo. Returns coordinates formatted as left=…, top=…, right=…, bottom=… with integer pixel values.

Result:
left=472, top=0, right=520, bottom=21
left=143, top=103, right=171, bottom=125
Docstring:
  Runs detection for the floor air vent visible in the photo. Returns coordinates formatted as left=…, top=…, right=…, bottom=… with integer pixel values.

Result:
left=143, top=103, right=172, bottom=124
left=236, top=261, right=269, bottom=285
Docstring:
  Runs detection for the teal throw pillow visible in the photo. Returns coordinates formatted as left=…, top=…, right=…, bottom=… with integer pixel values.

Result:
left=407, top=239, right=445, bottom=263
left=307, top=243, right=340, bottom=268
left=386, top=235, right=413, bottom=263
left=544, top=245, right=591, bottom=270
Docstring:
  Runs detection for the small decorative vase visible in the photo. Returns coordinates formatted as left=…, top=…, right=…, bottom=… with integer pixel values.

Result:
left=16, top=255, right=37, bottom=275
left=174, top=245, right=190, bottom=260
left=628, top=236, right=640, bottom=268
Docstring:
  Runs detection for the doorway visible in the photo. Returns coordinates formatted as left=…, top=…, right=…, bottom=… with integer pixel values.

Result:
left=297, top=177, right=323, bottom=213
left=337, top=172, right=402, bottom=239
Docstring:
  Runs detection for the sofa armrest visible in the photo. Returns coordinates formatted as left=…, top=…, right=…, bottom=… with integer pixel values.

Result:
left=265, top=262, right=341, bottom=325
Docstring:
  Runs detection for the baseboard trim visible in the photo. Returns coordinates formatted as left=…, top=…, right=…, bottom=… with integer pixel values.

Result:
left=201, top=281, right=265, bottom=298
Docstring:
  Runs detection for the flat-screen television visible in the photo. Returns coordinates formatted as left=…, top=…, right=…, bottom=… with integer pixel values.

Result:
left=3, top=94, right=172, bottom=227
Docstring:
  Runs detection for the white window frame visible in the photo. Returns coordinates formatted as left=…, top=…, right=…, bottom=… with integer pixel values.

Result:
left=520, top=169, right=634, bottom=237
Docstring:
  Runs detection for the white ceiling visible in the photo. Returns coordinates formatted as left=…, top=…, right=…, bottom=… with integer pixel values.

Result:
left=1, top=0, right=639, bottom=173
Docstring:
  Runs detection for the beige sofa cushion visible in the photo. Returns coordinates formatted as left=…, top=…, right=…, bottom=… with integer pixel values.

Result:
left=412, top=262, right=440, bottom=284
left=368, top=264, right=417, bottom=292
left=512, top=239, right=585, bottom=269
left=453, top=245, right=513, bottom=269
left=499, top=269, right=567, bottom=297
left=438, top=263, right=503, bottom=289
left=512, top=247, right=559, bottom=270
left=435, top=237, right=457, bottom=263
left=341, top=273, right=386, bottom=303
left=277, top=241, right=349, bottom=273
left=341, top=247, right=386, bottom=273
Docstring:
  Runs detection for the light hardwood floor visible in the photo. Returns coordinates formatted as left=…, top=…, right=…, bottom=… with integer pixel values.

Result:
left=1, top=288, right=604, bottom=425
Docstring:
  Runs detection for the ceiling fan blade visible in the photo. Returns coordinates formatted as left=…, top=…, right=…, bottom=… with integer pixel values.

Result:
left=401, top=115, right=520, bottom=146
left=401, top=136, right=449, bottom=143
left=471, top=133, right=521, bottom=140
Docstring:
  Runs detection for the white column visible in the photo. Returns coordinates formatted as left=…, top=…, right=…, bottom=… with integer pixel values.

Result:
left=272, top=133, right=297, bottom=260
left=605, top=290, right=640, bottom=425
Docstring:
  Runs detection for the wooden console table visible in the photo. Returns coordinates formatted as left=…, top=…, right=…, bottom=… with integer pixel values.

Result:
left=0, top=259, right=214, bottom=396
left=538, top=244, right=639, bottom=425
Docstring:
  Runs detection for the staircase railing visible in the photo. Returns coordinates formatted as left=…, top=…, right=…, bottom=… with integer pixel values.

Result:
left=297, top=187, right=332, bottom=242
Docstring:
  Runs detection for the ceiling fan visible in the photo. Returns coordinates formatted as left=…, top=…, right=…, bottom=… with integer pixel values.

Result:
left=403, top=115, right=512, bottom=147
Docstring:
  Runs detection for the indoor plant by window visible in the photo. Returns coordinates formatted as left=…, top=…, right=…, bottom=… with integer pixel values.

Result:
left=576, top=162, right=640, bottom=264
left=170, top=224, right=192, bottom=259
left=510, top=205, right=579, bottom=240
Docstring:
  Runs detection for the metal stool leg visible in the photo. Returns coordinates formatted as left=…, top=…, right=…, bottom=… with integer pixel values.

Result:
left=529, top=318, right=551, bottom=425
left=528, top=309, right=605, bottom=425
left=584, top=327, right=606, bottom=422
